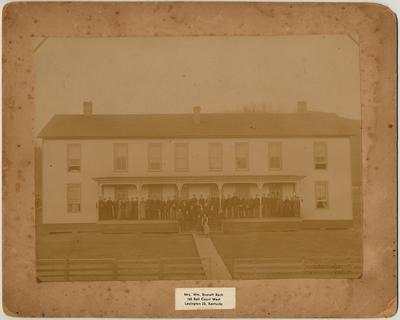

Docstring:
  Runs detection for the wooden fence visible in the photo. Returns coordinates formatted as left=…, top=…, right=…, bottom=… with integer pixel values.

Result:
left=233, top=255, right=362, bottom=279
left=37, top=257, right=209, bottom=282
left=38, top=255, right=362, bottom=281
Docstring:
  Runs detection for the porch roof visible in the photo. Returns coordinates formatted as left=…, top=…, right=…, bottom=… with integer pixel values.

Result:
left=93, top=175, right=305, bottom=185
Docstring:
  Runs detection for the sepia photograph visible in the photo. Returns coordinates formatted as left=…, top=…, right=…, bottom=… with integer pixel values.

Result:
left=34, top=35, right=362, bottom=282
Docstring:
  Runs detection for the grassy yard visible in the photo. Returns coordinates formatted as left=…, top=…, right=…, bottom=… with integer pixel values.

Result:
left=211, top=229, right=362, bottom=272
left=37, top=233, right=198, bottom=259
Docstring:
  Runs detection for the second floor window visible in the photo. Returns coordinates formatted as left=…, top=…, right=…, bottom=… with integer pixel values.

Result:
left=148, top=143, right=162, bottom=171
left=208, top=143, right=223, bottom=171
left=67, top=144, right=81, bottom=172
left=67, top=184, right=81, bottom=213
left=314, top=142, right=328, bottom=169
left=235, top=142, right=249, bottom=170
left=175, top=143, right=189, bottom=171
left=114, top=143, right=128, bottom=171
left=268, top=142, right=282, bottom=170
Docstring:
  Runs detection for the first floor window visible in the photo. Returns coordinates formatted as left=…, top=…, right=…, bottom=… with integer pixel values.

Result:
left=148, top=143, right=162, bottom=171
left=67, top=184, right=81, bottom=213
left=235, top=142, right=249, bottom=170
left=67, top=144, right=81, bottom=172
left=114, top=143, right=128, bottom=171
left=315, top=181, right=329, bottom=209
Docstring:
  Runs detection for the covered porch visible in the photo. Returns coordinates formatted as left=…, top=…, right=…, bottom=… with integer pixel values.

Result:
left=93, top=175, right=305, bottom=226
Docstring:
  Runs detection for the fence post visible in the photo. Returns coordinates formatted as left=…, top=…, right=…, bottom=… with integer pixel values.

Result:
left=208, top=258, right=212, bottom=279
left=65, top=259, right=70, bottom=281
left=113, top=259, right=118, bottom=280
left=158, top=259, right=164, bottom=280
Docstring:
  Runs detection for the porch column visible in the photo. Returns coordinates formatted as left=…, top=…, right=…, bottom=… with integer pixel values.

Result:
left=97, top=183, right=103, bottom=218
left=217, top=183, right=223, bottom=215
left=294, top=180, right=302, bottom=218
left=176, top=183, right=183, bottom=200
left=257, top=182, right=263, bottom=218
left=137, top=183, right=142, bottom=220
left=97, top=183, right=103, bottom=198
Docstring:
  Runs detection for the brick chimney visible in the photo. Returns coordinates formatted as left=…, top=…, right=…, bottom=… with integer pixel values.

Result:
left=297, top=101, right=307, bottom=113
left=83, top=101, right=93, bottom=115
left=193, top=106, right=201, bottom=125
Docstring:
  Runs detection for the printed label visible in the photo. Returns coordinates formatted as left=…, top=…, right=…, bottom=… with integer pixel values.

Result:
left=175, top=287, right=236, bottom=310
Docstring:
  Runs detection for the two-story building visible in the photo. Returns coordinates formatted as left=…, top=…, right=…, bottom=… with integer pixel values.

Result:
left=38, top=102, right=357, bottom=229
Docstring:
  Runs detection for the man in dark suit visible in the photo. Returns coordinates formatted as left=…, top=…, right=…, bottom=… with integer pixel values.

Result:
left=133, top=197, right=139, bottom=220
left=146, top=197, right=153, bottom=219
left=106, top=197, right=114, bottom=220
left=98, top=197, right=105, bottom=220
left=112, top=198, right=119, bottom=220
left=221, top=195, right=226, bottom=218
left=254, top=195, right=261, bottom=218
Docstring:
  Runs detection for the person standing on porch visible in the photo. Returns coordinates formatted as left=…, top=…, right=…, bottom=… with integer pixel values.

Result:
left=98, top=197, right=105, bottom=220
left=160, top=199, right=166, bottom=220
left=104, top=197, right=111, bottom=220
left=117, top=199, right=123, bottom=219
left=267, top=192, right=274, bottom=217
left=225, top=195, right=231, bottom=218
left=221, top=195, right=226, bottom=218
left=176, top=207, right=183, bottom=231
left=171, top=197, right=178, bottom=220
left=255, top=195, right=259, bottom=217
left=140, top=197, right=146, bottom=220
left=147, top=197, right=153, bottom=219
left=112, top=198, right=118, bottom=219
left=261, top=194, right=266, bottom=217
left=199, top=194, right=205, bottom=209
left=122, top=198, right=128, bottom=219
left=156, top=198, right=162, bottom=220
left=126, top=198, right=132, bottom=220
left=166, top=196, right=172, bottom=220
left=131, top=197, right=136, bottom=219
left=133, top=197, right=139, bottom=220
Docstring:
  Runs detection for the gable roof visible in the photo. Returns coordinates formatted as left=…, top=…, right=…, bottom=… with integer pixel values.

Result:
left=37, top=112, right=360, bottom=139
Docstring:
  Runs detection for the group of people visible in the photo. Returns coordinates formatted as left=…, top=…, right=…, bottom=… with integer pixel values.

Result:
left=261, top=193, right=301, bottom=218
left=219, top=193, right=301, bottom=218
left=98, top=197, right=140, bottom=220
left=97, top=193, right=301, bottom=225
left=97, top=195, right=220, bottom=223
left=220, top=195, right=261, bottom=218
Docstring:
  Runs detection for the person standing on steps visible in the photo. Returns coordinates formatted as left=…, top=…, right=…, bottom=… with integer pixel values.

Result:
left=202, top=213, right=210, bottom=237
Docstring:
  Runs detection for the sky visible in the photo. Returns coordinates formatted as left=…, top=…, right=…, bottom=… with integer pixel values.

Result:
left=33, top=35, right=361, bottom=134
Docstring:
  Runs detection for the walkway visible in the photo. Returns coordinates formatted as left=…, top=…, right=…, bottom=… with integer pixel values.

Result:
left=192, top=233, right=232, bottom=280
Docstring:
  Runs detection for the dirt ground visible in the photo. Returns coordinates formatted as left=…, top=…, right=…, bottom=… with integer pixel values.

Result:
left=37, top=233, right=198, bottom=259
left=211, top=229, right=362, bottom=272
